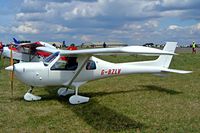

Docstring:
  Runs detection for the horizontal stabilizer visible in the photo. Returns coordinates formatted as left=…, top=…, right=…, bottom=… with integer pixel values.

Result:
left=161, top=68, right=192, bottom=74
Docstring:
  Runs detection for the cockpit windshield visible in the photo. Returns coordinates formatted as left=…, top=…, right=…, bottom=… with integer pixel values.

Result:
left=43, top=52, right=59, bottom=66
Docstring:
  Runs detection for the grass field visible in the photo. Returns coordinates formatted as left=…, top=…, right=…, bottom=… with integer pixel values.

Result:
left=0, top=53, right=200, bottom=133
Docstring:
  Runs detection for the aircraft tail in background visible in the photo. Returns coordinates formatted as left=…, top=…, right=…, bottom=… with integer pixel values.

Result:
left=13, top=38, right=20, bottom=45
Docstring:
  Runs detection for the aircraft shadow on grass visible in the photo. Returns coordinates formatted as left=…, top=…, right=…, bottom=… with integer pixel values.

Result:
left=139, top=85, right=182, bottom=95
left=55, top=85, right=181, bottom=131
left=40, top=84, right=182, bottom=132
left=66, top=101, right=144, bottom=132
left=41, top=87, right=145, bottom=132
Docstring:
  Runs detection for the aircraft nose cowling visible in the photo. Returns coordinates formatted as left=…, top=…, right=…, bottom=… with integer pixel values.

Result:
left=5, top=65, right=14, bottom=71
left=9, top=63, right=32, bottom=85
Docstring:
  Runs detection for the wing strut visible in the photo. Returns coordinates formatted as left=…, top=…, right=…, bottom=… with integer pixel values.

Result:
left=67, top=55, right=90, bottom=87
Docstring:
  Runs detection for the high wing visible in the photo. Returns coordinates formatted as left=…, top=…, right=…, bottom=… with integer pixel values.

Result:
left=13, top=38, right=56, bottom=49
left=37, top=45, right=175, bottom=56
left=17, top=42, right=43, bottom=48
left=39, top=41, right=57, bottom=49
left=17, top=41, right=56, bottom=49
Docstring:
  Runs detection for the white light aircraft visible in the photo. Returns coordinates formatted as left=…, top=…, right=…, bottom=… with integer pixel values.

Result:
left=6, top=42, right=191, bottom=104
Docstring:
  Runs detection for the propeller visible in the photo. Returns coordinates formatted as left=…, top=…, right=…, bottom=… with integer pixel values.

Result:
left=10, top=44, right=14, bottom=98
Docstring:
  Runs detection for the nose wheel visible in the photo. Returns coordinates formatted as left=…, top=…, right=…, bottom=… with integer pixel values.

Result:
left=24, top=86, right=41, bottom=101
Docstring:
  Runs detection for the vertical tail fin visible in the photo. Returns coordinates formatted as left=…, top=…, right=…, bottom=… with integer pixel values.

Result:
left=120, top=42, right=177, bottom=68
left=154, top=42, right=191, bottom=74
left=13, top=38, right=20, bottom=45
left=155, top=42, right=177, bottom=68
left=126, top=42, right=192, bottom=74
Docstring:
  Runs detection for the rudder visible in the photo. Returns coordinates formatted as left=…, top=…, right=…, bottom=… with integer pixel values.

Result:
left=155, top=42, right=177, bottom=68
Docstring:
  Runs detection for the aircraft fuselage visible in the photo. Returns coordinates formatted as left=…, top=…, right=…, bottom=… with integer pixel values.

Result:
left=12, top=55, right=162, bottom=87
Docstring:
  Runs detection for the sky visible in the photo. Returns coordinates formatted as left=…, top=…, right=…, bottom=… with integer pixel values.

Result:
left=0, top=0, right=200, bottom=45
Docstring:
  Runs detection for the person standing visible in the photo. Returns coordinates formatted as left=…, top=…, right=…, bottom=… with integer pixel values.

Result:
left=192, top=41, right=196, bottom=54
left=103, top=42, right=107, bottom=48
left=0, top=42, right=3, bottom=53
left=67, top=43, right=78, bottom=50
left=66, top=43, right=78, bottom=70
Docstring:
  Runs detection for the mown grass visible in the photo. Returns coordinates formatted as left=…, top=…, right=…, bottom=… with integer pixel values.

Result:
left=0, top=53, right=200, bottom=133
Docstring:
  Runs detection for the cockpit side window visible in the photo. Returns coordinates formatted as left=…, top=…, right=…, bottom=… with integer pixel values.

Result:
left=51, top=56, right=78, bottom=71
left=86, top=60, right=96, bottom=70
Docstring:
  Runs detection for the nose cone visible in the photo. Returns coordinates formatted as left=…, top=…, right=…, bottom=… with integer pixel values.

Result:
left=5, top=65, right=14, bottom=71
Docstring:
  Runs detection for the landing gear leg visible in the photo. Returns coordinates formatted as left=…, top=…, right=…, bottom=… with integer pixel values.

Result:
left=24, top=86, right=41, bottom=101
left=69, top=84, right=89, bottom=104
left=57, top=87, right=74, bottom=96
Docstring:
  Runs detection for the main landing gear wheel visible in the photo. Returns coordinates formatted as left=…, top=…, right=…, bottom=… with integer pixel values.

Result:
left=69, top=95, right=89, bottom=105
left=24, top=87, right=41, bottom=101
left=69, top=85, right=89, bottom=105
left=57, top=87, right=75, bottom=96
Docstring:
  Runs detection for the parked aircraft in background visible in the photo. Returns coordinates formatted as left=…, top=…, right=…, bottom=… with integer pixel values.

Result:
left=2, top=38, right=56, bottom=62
